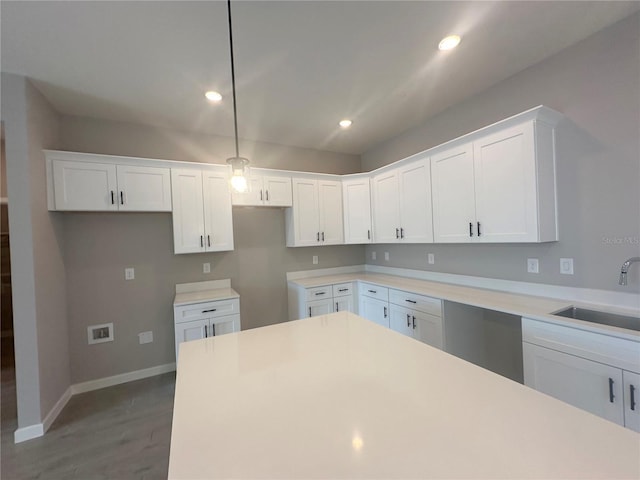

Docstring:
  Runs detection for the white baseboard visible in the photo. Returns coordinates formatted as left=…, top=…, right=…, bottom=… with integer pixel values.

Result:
left=71, top=362, right=176, bottom=395
left=14, top=362, right=176, bottom=444
left=14, top=423, right=44, bottom=444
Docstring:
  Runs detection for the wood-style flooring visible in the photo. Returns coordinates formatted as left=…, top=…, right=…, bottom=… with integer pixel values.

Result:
left=1, top=365, right=176, bottom=480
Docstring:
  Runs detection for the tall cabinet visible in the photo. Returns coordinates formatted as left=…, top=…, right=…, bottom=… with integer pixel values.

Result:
left=171, top=166, right=234, bottom=254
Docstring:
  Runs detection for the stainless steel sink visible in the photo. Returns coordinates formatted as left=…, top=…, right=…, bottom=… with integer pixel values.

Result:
left=552, top=307, right=640, bottom=332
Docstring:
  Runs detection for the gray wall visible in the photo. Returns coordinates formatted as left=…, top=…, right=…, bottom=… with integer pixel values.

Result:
left=362, top=13, right=640, bottom=293
left=1, top=74, right=70, bottom=428
left=59, top=116, right=364, bottom=383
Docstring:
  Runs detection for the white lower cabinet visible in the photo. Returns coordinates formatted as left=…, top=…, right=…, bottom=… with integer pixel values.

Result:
left=358, top=283, right=389, bottom=328
left=522, top=317, right=640, bottom=432
left=388, top=289, right=443, bottom=349
left=174, top=297, right=241, bottom=362
left=288, top=282, right=355, bottom=320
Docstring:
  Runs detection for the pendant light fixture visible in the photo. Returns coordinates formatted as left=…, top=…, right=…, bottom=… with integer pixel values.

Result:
left=225, top=0, right=250, bottom=193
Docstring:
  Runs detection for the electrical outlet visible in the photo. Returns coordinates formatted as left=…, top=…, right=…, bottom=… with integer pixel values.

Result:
left=203, top=262, right=211, bottom=274
left=527, top=258, right=539, bottom=274
left=560, top=258, right=574, bottom=275
left=312, top=255, right=318, bottom=265
left=371, top=251, right=377, bottom=260
left=384, top=251, right=389, bottom=261
left=138, top=331, right=153, bottom=344
left=125, top=267, right=135, bottom=280
left=428, top=253, right=435, bottom=265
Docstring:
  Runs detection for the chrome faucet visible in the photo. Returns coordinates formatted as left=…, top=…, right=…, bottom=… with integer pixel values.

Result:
left=619, top=257, right=640, bottom=285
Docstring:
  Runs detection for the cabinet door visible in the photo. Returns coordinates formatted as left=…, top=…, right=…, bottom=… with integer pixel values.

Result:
left=171, top=169, right=205, bottom=254
left=116, top=165, right=172, bottom=212
left=359, top=297, right=389, bottom=328
left=431, top=143, right=476, bottom=243
left=334, top=295, right=354, bottom=314
left=231, top=176, right=263, bottom=206
left=318, top=180, right=344, bottom=245
left=398, top=158, right=433, bottom=243
left=52, top=160, right=118, bottom=211
left=306, top=298, right=333, bottom=318
left=264, top=176, right=293, bottom=206
left=411, top=310, right=443, bottom=350
left=210, top=315, right=241, bottom=336
left=523, top=342, right=624, bottom=426
left=473, top=123, right=538, bottom=242
left=623, top=370, right=640, bottom=432
left=291, top=178, right=320, bottom=246
left=175, top=318, right=208, bottom=361
left=342, top=179, right=372, bottom=244
left=371, top=170, right=400, bottom=243
left=203, top=170, right=234, bottom=252
left=389, top=305, right=413, bottom=338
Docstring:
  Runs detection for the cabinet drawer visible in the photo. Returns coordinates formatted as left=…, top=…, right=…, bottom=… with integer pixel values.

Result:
left=359, top=282, right=388, bottom=301
left=332, top=283, right=353, bottom=297
left=174, top=298, right=240, bottom=323
left=389, top=289, right=441, bottom=317
left=306, top=285, right=332, bottom=301
left=522, top=317, right=640, bottom=373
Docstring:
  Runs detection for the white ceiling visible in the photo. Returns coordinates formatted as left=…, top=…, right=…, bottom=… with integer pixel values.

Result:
left=2, top=1, right=639, bottom=155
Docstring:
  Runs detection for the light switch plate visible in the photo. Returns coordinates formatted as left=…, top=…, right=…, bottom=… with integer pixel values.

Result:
left=384, top=252, right=390, bottom=261
left=125, top=267, right=135, bottom=280
left=371, top=251, right=377, bottom=260
left=560, top=258, right=574, bottom=275
left=428, top=253, right=435, bottom=265
left=312, top=255, right=318, bottom=265
left=203, top=262, right=211, bottom=274
left=527, top=258, right=539, bottom=273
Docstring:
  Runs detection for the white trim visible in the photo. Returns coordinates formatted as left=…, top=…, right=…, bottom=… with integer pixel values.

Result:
left=364, top=265, right=640, bottom=313
left=14, top=423, right=44, bottom=443
left=286, top=264, right=365, bottom=281
left=70, top=362, right=176, bottom=395
left=42, top=386, right=73, bottom=433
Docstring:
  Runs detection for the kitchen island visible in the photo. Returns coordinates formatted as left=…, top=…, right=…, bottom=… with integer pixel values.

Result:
left=168, top=311, right=639, bottom=479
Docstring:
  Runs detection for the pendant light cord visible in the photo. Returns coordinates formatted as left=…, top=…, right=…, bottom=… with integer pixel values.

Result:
left=227, top=0, right=240, bottom=159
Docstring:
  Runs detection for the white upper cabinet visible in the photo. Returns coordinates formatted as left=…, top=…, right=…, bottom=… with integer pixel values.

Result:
left=172, top=167, right=234, bottom=254
left=52, top=159, right=171, bottom=212
left=371, top=156, right=433, bottom=243
left=285, top=176, right=343, bottom=247
left=231, top=172, right=292, bottom=207
left=342, top=176, right=372, bottom=244
left=431, top=114, right=560, bottom=243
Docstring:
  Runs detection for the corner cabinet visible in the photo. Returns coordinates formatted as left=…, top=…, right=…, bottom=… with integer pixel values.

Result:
left=431, top=110, right=561, bottom=243
left=371, top=155, right=433, bottom=243
left=522, top=317, right=640, bottom=432
left=342, top=176, right=372, bottom=244
left=171, top=167, right=234, bottom=254
left=285, top=176, right=344, bottom=247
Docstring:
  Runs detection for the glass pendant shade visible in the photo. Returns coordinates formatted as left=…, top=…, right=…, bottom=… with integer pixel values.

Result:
left=227, top=156, right=250, bottom=193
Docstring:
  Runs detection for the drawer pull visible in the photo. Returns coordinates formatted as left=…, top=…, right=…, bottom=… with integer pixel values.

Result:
left=368, top=289, right=377, bottom=294
left=202, top=309, right=217, bottom=313
left=405, top=299, right=417, bottom=304
left=609, top=378, right=615, bottom=403
left=315, top=292, right=326, bottom=296
left=631, top=384, right=637, bottom=411
left=338, top=288, right=349, bottom=292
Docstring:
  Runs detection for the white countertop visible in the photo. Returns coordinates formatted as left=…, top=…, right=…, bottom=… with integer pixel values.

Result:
left=173, top=287, right=239, bottom=306
left=168, top=312, right=640, bottom=479
left=290, top=272, right=640, bottom=340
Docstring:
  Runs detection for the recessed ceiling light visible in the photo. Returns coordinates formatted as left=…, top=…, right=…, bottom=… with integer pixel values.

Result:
left=339, top=119, right=353, bottom=129
left=205, top=90, right=222, bottom=102
left=438, top=35, right=461, bottom=51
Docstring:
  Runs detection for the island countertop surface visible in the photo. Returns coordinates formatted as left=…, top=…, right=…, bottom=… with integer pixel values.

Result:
left=168, top=311, right=640, bottom=479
